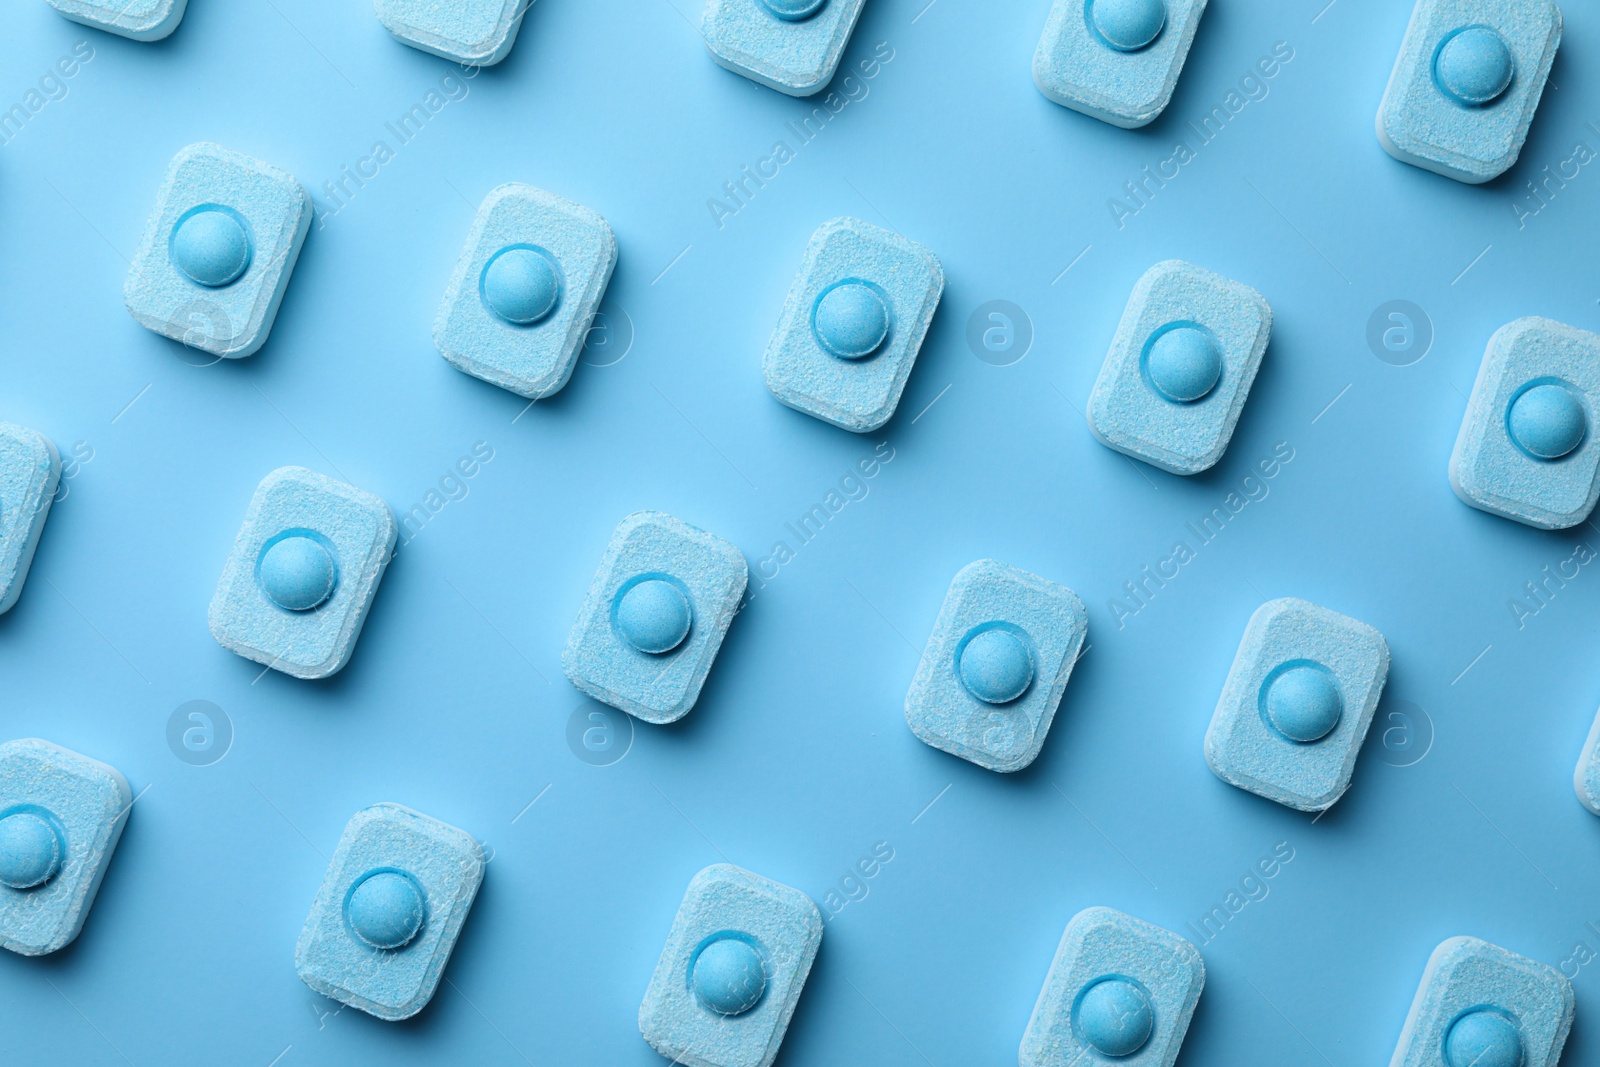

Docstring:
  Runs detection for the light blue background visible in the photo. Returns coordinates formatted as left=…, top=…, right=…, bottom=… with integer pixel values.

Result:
left=1, top=0, right=1598, bottom=1062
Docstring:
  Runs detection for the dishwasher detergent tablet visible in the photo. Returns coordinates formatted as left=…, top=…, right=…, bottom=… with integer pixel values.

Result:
left=1087, top=260, right=1271, bottom=475
left=295, top=803, right=485, bottom=1021
left=208, top=467, right=397, bottom=680
left=1389, top=936, right=1573, bottom=1067
left=125, top=144, right=311, bottom=359
left=1451, top=317, right=1600, bottom=530
left=1033, top=0, right=1209, bottom=128
left=1377, top=0, right=1561, bottom=183
left=1020, top=906, right=1204, bottom=1067
left=763, top=217, right=944, bottom=433
left=905, top=559, right=1087, bottom=773
left=0, top=739, right=131, bottom=957
left=435, top=184, right=617, bottom=400
left=639, top=864, right=822, bottom=1067
left=563, top=511, right=748, bottom=724
left=1204, top=597, right=1390, bottom=812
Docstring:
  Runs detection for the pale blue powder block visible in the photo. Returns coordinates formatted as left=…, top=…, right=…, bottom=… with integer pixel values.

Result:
left=1377, top=0, right=1561, bottom=184
left=0, top=739, right=131, bottom=957
left=44, top=0, right=186, bottom=41
left=1205, top=598, right=1390, bottom=813
left=124, top=143, right=311, bottom=359
left=435, top=183, right=617, bottom=400
left=1033, top=0, right=1209, bottom=129
left=563, top=511, right=747, bottom=724
left=1389, top=937, right=1573, bottom=1067
left=639, top=864, right=822, bottom=1067
left=1572, top=705, right=1600, bottom=814
left=294, top=803, right=485, bottom=1022
left=208, top=467, right=397, bottom=681
left=1450, top=317, right=1600, bottom=530
left=375, top=0, right=529, bottom=65
left=1020, top=907, right=1204, bottom=1067
left=763, top=217, right=944, bottom=433
left=1087, top=260, right=1271, bottom=476
left=904, top=559, right=1087, bottom=773
left=701, top=0, right=868, bottom=98
left=0, top=424, right=60, bottom=616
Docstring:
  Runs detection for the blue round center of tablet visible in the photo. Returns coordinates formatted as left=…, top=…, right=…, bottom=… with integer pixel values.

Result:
left=958, top=627, right=1035, bottom=704
left=761, top=0, right=827, bottom=20
left=1088, top=0, right=1166, bottom=52
left=171, top=208, right=252, bottom=288
left=258, top=535, right=337, bottom=612
left=0, top=811, right=62, bottom=890
left=1445, top=1011, right=1523, bottom=1067
left=346, top=869, right=425, bottom=951
left=1434, top=26, right=1514, bottom=107
left=1145, top=324, right=1222, bottom=403
left=813, top=281, right=891, bottom=360
left=1508, top=382, right=1586, bottom=460
left=692, top=937, right=767, bottom=1016
left=616, top=579, right=693, bottom=655
left=1075, top=977, right=1154, bottom=1058
left=1264, top=664, right=1343, bottom=743
left=482, top=246, right=562, bottom=325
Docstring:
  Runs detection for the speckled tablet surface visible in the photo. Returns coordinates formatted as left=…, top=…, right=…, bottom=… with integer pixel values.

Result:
left=701, top=0, right=867, bottom=97
left=904, top=559, right=1087, bottom=773
left=434, top=183, right=616, bottom=400
left=208, top=466, right=397, bottom=680
left=1033, top=0, right=1208, bottom=128
left=294, top=803, right=486, bottom=1021
left=563, top=510, right=747, bottom=723
left=0, top=423, right=59, bottom=616
left=1388, top=937, right=1573, bottom=1067
left=1377, top=0, right=1561, bottom=184
left=0, top=739, right=130, bottom=957
left=374, top=0, right=529, bottom=65
left=1204, top=597, right=1390, bottom=812
left=1087, top=260, right=1272, bottom=475
left=639, top=864, right=822, bottom=1067
left=43, top=0, right=187, bottom=41
left=762, top=217, right=943, bottom=433
left=1020, top=906, right=1204, bottom=1067
left=1450, top=317, right=1600, bottom=530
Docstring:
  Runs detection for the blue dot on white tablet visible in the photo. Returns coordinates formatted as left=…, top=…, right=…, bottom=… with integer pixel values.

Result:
left=1263, top=664, right=1343, bottom=743
left=616, top=579, right=693, bottom=655
left=0, top=811, right=62, bottom=890
left=171, top=208, right=252, bottom=288
left=258, top=535, right=337, bottom=612
left=482, top=246, right=562, bottom=326
left=958, top=627, right=1035, bottom=704
left=1508, top=382, right=1586, bottom=460
left=1088, top=0, right=1166, bottom=52
left=692, top=936, right=767, bottom=1016
left=813, top=281, right=891, bottom=360
left=1434, top=26, right=1514, bottom=107
left=1445, top=1011, right=1523, bottom=1067
left=760, top=0, right=827, bottom=20
left=346, top=869, right=425, bottom=951
left=1144, top=325, right=1222, bottom=403
left=1074, top=977, right=1154, bottom=1057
